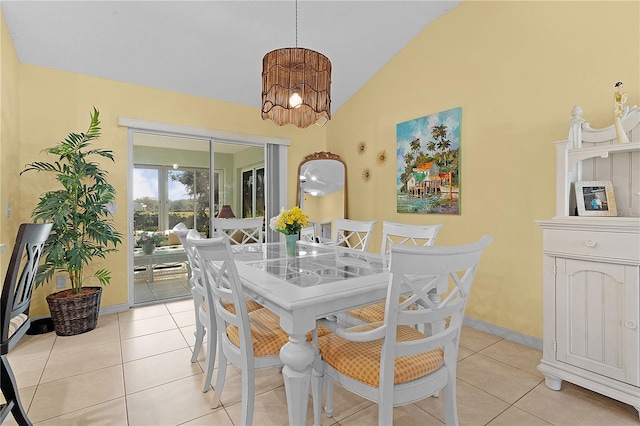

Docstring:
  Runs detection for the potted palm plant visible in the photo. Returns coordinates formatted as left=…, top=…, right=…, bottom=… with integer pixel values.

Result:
left=21, top=107, right=122, bottom=336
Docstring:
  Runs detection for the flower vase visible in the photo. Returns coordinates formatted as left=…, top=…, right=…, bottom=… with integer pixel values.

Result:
left=285, top=234, right=297, bottom=257
left=142, top=243, right=156, bottom=255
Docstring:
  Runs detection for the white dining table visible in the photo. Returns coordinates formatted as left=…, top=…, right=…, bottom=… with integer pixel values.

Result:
left=229, top=241, right=393, bottom=425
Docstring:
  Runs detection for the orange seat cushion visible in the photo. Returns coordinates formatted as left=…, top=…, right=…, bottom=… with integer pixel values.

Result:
left=346, top=297, right=413, bottom=323
left=226, top=308, right=290, bottom=357
left=318, top=322, right=443, bottom=387
left=225, top=308, right=332, bottom=358
left=221, top=298, right=263, bottom=314
left=346, top=301, right=386, bottom=323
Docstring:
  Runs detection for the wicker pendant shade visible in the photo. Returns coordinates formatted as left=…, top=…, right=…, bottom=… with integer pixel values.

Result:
left=261, top=47, right=331, bottom=128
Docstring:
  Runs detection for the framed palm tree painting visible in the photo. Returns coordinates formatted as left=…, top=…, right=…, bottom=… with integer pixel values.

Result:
left=396, top=107, right=461, bottom=214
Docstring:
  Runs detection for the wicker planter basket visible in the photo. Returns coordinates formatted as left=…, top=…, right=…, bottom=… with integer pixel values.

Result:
left=46, top=286, right=102, bottom=336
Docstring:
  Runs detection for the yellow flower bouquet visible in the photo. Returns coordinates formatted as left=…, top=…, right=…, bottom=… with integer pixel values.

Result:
left=269, top=206, right=310, bottom=235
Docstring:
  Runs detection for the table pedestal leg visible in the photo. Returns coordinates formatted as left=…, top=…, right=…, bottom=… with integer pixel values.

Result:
left=280, top=333, right=315, bottom=425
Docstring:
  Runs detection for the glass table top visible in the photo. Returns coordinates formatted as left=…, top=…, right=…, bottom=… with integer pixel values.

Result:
left=240, top=242, right=386, bottom=288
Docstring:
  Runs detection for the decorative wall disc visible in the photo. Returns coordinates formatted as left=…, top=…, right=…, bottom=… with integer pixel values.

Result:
left=362, top=168, right=371, bottom=181
left=357, top=141, right=366, bottom=154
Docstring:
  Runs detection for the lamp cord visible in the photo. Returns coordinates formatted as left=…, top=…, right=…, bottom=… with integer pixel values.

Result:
left=295, top=0, right=298, bottom=48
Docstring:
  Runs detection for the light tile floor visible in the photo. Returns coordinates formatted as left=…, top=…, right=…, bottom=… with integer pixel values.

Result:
left=3, top=299, right=639, bottom=425
left=134, top=270, right=191, bottom=303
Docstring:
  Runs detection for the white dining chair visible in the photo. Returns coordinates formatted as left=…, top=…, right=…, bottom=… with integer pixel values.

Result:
left=313, top=235, right=492, bottom=426
left=212, top=217, right=264, bottom=249
left=1, top=223, right=52, bottom=426
left=300, top=225, right=317, bottom=243
left=173, top=224, right=262, bottom=393
left=172, top=224, right=216, bottom=392
left=334, top=219, right=377, bottom=251
left=188, top=234, right=290, bottom=426
left=345, top=222, right=444, bottom=325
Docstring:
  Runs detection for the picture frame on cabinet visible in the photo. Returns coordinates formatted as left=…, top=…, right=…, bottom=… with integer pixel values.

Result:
left=575, top=181, right=618, bottom=216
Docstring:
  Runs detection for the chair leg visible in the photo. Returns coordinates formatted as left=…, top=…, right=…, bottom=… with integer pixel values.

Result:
left=211, top=350, right=227, bottom=409
left=191, top=297, right=205, bottom=363
left=192, top=324, right=204, bottom=363
left=442, top=375, right=459, bottom=426
left=240, top=364, right=255, bottom=426
left=202, top=330, right=216, bottom=392
left=1, top=355, right=32, bottom=426
left=311, top=373, right=323, bottom=426
left=311, top=343, right=324, bottom=426
left=325, top=378, right=334, bottom=417
left=378, top=399, right=393, bottom=426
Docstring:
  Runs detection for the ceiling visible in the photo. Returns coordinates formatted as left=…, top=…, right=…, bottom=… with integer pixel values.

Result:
left=1, top=1, right=459, bottom=114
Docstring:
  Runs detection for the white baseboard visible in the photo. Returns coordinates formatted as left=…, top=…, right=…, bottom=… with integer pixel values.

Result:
left=99, top=303, right=130, bottom=316
left=463, top=316, right=542, bottom=351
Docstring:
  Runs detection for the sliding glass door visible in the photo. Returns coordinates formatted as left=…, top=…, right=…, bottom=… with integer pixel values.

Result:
left=127, top=126, right=287, bottom=306
left=132, top=134, right=211, bottom=304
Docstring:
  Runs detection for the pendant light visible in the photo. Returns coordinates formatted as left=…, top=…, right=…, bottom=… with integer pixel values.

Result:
left=261, top=0, right=331, bottom=128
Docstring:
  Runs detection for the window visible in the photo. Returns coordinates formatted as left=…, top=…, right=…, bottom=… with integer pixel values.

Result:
left=241, top=166, right=265, bottom=218
left=133, top=165, right=215, bottom=236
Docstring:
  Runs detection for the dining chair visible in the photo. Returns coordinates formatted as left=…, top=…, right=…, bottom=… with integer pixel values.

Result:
left=313, top=235, right=492, bottom=426
left=1, top=223, right=52, bottom=426
left=173, top=224, right=263, bottom=393
left=172, top=223, right=216, bottom=392
left=334, top=219, right=377, bottom=252
left=188, top=234, right=290, bottom=426
left=212, top=217, right=264, bottom=249
left=345, top=222, right=444, bottom=325
left=300, top=225, right=317, bottom=243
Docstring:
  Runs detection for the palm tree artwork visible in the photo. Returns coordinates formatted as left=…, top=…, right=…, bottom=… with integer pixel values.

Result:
left=396, top=107, right=461, bottom=214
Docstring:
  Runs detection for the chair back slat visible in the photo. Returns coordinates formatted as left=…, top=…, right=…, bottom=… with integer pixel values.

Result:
left=380, top=221, right=442, bottom=257
left=212, top=217, right=264, bottom=249
left=334, top=219, right=377, bottom=251
left=1, top=223, right=52, bottom=352
left=300, top=225, right=316, bottom=243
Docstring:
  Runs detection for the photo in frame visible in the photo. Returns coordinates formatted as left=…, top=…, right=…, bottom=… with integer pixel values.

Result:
left=575, top=181, right=617, bottom=216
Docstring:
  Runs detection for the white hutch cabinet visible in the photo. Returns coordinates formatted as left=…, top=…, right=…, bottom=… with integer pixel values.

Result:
left=537, top=105, right=640, bottom=417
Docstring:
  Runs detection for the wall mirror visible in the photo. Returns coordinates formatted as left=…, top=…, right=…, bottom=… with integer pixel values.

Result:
left=296, top=151, right=347, bottom=240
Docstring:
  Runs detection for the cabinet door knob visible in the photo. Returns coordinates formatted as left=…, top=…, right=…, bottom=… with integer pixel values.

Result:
left=584, top=239, right=596, bottom=248
left=625, top=321, right=637, bottom=330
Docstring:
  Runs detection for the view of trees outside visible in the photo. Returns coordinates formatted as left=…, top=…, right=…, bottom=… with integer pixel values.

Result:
left=168, top=169, right=210, bottom=235
left=396, top=107, right=461, bottom=214
left=133, top=166, right=211, bottom=237
left=133, top=168, right=159, bottom=231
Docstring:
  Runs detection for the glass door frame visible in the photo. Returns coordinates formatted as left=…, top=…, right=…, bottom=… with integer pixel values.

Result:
left=123, top=118, right=289, bottom=308
left=240, top=164, right=265, bottom=219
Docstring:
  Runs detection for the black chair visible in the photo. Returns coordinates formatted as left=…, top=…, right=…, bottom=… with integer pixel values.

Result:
left=1, top=223, right=52, bottom=426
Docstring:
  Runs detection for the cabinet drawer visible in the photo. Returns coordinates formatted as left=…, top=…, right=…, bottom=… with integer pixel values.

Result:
left=544, top=229, right=640, bottom=262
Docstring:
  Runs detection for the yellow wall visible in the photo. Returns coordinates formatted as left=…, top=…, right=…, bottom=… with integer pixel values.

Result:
left=0, top=11, right=21, bottom=274
left=16, top=65, right=325, bottom=316
left=327, top=1, right=639, bottom=339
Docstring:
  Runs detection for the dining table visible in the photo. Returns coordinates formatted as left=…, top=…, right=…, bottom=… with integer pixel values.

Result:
left=229, top=240, right=446, bottom=425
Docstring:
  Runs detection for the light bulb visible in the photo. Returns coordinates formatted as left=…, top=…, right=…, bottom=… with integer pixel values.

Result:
left=172, top=163, right=179, bottom=169
left=289, top=92, right=302, bottom=108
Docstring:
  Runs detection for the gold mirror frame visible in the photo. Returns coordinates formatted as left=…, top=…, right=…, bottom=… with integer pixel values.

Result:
left=296, top=151, right=347, bottom=219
